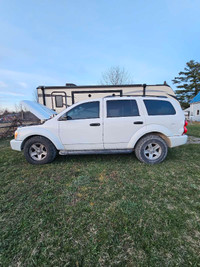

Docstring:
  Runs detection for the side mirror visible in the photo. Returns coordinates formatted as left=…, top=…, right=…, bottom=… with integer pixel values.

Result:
left=66, top=115, right=72, bottom=120
left=59, top=114, right=72, bottom=121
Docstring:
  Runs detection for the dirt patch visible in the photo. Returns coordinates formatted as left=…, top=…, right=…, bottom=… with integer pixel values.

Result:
left=187, top=136, right=200, bottom=144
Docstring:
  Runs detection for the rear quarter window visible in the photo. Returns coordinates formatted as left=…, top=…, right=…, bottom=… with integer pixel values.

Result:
left=144, top=100, right=176, bottom=115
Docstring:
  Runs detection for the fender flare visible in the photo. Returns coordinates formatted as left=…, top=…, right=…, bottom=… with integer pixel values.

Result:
left=20, top=128, right=65, bottom=150
left=127, top=124, right=173, bottom=149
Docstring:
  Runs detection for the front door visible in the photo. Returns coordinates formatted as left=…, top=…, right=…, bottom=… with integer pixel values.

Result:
left=58, top=100, right=103, bottom=150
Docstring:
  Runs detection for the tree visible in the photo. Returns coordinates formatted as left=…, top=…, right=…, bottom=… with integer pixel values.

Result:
left=172, top=60, right=200, bottom=108
left=0, top=104, right=4, bottom=115
left=100, top=66, right=132, bottom=85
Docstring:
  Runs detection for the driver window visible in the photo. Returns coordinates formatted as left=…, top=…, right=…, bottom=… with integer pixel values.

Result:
left=61, top=101, right=99, bottom=120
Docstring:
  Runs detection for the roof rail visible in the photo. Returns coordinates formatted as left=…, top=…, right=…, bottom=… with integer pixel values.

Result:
left=104, top=95, right=168, bottom=99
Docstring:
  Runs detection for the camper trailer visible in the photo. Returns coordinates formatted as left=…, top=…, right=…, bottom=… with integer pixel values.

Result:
left=37, top=82, right=176, bottom=113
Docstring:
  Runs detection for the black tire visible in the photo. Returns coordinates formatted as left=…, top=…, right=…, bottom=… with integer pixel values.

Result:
left=135, top=135, right=168, bottom=164
left=23, top=136, right=57, bottom=165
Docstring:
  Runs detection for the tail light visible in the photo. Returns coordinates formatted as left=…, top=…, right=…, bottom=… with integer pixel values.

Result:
left=183, top=120, right=188, bottom=134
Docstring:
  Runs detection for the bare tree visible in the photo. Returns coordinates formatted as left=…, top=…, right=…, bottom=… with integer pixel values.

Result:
left=0, top=99, right=4, bottom=115
left=0, top=104, right=4, bottom=115
left=100, top=66, right=132, bottom=85
left=15, top=103, right=24, bottom=120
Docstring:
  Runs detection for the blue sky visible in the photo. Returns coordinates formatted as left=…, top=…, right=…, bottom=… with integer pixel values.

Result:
left=0, top=0, right=200, bottom=110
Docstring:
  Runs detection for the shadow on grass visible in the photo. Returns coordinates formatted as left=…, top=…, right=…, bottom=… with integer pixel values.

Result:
left=52, top=147, right=182, bottom=165
left=54, top=151, right=137, bottom=164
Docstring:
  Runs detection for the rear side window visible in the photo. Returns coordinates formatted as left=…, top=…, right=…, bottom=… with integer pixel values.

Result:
left=144, top=100, right=176, bottom=115
left=107, top=100, right=139, bottom=117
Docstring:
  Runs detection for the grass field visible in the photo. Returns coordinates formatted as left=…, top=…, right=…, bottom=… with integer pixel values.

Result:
left=1, top=138, right=200, bottom=266
left=187, top=122, right=200, bottom=137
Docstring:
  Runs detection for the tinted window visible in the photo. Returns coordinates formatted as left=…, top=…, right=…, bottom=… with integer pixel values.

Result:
left=144, top=100, right=176, bottom=115
left=65, top=101, right=99, bottom=120
left=107, top=100, right=139, bottom=117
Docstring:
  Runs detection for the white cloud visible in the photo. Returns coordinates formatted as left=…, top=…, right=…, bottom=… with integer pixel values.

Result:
left=0, top=91, right=25, bottom=97
left=18, top=82, right=28, bottom=88
left=0, top=68, right=62, bottom=85
left=0, top=68, right=63, bottom=110
left=0, top=81, right=8, bottom=88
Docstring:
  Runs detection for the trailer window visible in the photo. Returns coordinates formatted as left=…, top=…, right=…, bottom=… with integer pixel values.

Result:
left=62, top=101, right=99, bottom=120
left=55, top=95, right=63, bottom=108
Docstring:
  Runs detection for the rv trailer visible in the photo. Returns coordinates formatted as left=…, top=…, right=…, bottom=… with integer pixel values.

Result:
left=37, top=82, right=176, bottom=113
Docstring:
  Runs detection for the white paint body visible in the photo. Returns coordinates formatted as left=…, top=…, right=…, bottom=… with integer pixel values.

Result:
left=10, top=96, right=188, bottom=154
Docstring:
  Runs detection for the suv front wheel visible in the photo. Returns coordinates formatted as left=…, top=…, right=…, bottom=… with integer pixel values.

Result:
left=23, top=136, right=57, bottom=165
left=135, top=135, right=168, bottom=164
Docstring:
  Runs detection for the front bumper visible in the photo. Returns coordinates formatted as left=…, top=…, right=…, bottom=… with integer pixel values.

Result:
left=10, top=139, right=23, bottom=151
left=168, top=135, right=188, bottom=148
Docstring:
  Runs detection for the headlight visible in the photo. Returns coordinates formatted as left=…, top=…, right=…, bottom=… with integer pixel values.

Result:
left=14, top=131, right=18, bottom=139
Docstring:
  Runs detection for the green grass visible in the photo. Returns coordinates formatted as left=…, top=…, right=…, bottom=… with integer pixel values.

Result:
left=1, top=139, right=200, bottom=266
left=187, top=123, right=200, bottom=137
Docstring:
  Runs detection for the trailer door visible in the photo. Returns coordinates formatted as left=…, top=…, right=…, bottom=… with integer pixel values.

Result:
left=51, top=91, right=68, bottom=111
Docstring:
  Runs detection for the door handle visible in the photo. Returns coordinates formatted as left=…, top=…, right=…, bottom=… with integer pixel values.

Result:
left=134, top=121, right=143, bottom=124
left=90, top=123, right=101, bottom=126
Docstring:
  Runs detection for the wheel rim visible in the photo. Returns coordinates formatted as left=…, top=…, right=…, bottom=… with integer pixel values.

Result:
left=144, top=142, right=161, bottom=160
left=29, top=143, right=47, bottom=161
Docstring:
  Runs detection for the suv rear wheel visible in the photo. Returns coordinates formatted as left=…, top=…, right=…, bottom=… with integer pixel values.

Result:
left=23, top=136, right=57, bottom=165
left=135, top=135, right=168, bottom=164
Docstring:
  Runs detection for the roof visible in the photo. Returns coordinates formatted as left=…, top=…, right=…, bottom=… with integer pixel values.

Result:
left=66, top=96, right=176, bottom=105
left=190, top=92, right=200, bottom=104
left=37, top=83, right=170, bottom=90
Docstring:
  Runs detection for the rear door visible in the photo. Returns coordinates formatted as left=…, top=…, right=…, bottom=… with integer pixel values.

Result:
left=103, top=98, right=145, bottom=149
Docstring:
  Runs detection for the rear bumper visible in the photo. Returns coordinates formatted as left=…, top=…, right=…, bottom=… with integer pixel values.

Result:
left=10, top=139, right=23, bottom=151
left=168, top=135, right=188, bottom=148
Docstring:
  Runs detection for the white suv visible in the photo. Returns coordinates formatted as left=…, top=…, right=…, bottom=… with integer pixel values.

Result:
left=10, top=96, right=188, bottom=164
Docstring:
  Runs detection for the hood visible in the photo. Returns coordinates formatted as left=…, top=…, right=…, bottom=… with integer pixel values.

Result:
left=21, top=100, right=57, bottom=120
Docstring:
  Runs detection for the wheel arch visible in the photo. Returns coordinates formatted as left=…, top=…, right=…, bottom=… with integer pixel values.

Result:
left=21, top=134, right=63, bottom=150
left=128, top=124, right=173, bottom=149
left=133, top=132, right=171, bottom=149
